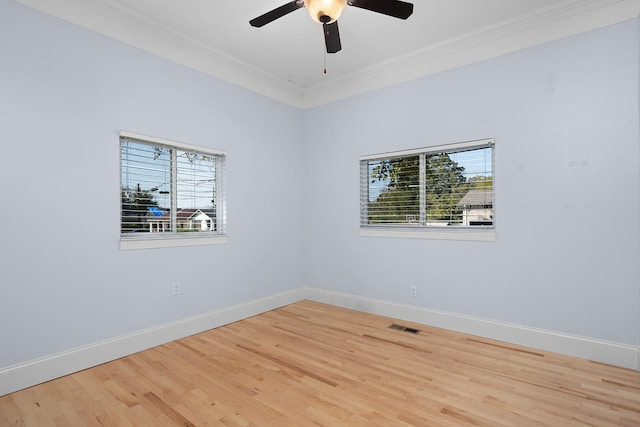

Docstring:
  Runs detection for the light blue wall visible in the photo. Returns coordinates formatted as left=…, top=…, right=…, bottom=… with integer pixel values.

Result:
left=303, top=19, right=640, bottom=346
left=1, top=0, right=638, bottom=373
left=0, top=1, right=305, bottom=368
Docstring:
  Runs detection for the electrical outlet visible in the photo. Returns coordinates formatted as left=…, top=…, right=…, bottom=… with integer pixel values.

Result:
left=172, top=282, right=181, bottom=295
left=410, top=286, right=417, bottom=298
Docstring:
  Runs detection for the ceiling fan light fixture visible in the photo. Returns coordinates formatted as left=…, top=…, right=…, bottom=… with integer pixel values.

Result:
left=304, top=0, right=346, bottom=24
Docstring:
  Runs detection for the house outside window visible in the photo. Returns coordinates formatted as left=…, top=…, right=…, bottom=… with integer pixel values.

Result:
left=120, top=131, right=227, bottom=250
left=360, top=139, right=495, bottom=241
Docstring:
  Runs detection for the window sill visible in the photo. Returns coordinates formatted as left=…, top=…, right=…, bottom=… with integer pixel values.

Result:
left=120, top=234, right=228, bottom=250
left=360, top=227, right=496, bottom=242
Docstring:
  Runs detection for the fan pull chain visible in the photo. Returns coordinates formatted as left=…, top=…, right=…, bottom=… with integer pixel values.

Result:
left=324, top=50, right=327, bottom=74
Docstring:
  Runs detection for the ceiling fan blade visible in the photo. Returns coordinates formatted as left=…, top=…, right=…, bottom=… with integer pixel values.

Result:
left=323, top=21, right=342, bottom=54
left=250, top=0, right=304, bottom=27
left=348, top=0, right=413, bottom=19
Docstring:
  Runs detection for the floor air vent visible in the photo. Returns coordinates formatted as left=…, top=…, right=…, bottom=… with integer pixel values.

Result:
left=388, top=324, right=421, bottom=334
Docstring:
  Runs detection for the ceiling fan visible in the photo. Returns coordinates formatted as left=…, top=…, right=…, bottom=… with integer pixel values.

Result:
left=249, top=0, right=414, bottom=54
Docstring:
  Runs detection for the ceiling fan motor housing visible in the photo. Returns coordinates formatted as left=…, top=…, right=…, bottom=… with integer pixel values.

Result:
left=304, top=0, right=346, bottom=24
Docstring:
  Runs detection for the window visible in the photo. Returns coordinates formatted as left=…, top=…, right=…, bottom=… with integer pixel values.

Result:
left=360, top=139, right=495, bottom=241
left=120, top=131, right=226, bottom=250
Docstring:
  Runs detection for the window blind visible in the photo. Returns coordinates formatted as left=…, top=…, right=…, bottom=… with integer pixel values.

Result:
left=360, top=139, right=494, bottom=228
left=120, top=133, right=226, bottom=236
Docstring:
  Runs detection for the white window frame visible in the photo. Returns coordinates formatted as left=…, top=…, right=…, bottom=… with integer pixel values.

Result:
left=119, top=131, right=227, bottom=250
left=360, top=138, right=495, bottom=242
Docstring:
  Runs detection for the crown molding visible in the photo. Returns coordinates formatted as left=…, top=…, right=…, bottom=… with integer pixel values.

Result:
left=15, top=0, right=640, bottom=109
left=302, top=0, right=640, bottom=108
left=15, top=0, right=304, bottom=106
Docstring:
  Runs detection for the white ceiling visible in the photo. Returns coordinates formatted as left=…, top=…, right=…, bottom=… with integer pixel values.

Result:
left=15, top=0, right=640, bottom=108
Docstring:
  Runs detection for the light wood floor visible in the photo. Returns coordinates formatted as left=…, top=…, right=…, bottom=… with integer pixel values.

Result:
left=1, top=300, right=639, bottom=426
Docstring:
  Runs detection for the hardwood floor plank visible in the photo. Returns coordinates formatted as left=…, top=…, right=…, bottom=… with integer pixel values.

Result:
left=1, top=300, right=639, bottom=426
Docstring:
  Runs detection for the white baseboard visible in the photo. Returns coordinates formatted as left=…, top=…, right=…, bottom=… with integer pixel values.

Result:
left=304, top=287, right=640, bottom=372
left=2, top=286, right=637, bottom=397
left=0, top=288, right=306, bottom=397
